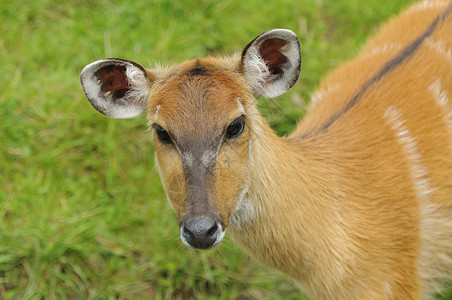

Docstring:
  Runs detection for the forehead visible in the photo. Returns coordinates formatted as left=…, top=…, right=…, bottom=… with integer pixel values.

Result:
left=149, top=59, right=250, bottom=141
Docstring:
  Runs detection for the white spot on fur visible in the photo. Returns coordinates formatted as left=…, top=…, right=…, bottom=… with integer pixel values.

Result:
left=425, top=38, right=452, bottom=66
left=153, top=105, right=160, bottom=121
left=412, top=0, right=449, bottom=10
left=181, top=152, right=194, bottom=168
left=229, top=187, right=257, bottom=230
left=201, top=150, right=216, bottom=167
left=429, top=79, right=452, bottom=135
left=385, top=281, right=394, bottom=299
left=310, top=83, right=340, bottom=108
left=216, top=227, right=226, bottom=246
left=429, top=80, right=450, bottom=107
left=362, top=43, right=401, bottom=58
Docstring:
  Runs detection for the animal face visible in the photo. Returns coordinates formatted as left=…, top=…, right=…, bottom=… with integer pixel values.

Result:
left=80, top=29, right=301, bottom=249
left=148, top=60, right=254, bottom=249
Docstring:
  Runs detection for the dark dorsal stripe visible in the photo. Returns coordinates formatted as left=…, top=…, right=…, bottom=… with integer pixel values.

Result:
left=300, top=4, right=452, bottom=139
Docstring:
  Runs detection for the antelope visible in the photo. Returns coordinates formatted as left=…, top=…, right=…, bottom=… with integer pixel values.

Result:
left=80, top=1, right=452, bottom=299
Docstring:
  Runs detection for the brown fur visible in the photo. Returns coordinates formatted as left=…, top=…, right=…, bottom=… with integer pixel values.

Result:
left=150, top=58, right=254, bottom=226
left=149, top=2, right=452, bottom=299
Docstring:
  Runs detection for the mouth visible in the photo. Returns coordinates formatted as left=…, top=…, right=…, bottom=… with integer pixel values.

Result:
left=179, top=217, right=226, bottom=250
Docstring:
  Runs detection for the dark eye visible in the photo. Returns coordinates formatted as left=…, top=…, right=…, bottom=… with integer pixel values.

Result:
left=226, top=115, right=245, bottom=139
left=153, top=124, right=173, bottom=145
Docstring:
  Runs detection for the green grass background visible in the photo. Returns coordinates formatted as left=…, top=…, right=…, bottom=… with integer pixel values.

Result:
left=2, top=0, right=452, bottom=299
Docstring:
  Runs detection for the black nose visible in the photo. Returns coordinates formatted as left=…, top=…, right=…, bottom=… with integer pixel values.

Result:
left=182, top=218, right=219, bottom=249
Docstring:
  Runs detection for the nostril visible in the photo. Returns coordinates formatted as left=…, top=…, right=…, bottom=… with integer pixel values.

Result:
left=206, top=222, right=218, bottom=237
left=183, top=225, right=193, bottom=240
left=185, top=218, right=217, bottom=236
left=182, top=218, right=220, bottom=249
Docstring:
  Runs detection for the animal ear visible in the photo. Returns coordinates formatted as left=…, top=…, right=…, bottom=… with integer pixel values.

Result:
left=240, top=29, right=301, bottom=98
left=80, top=58, right=154, bottom=118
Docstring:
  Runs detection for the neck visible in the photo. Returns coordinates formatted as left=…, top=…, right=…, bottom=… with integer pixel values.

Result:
left=228, top=115, right=352, bottom=298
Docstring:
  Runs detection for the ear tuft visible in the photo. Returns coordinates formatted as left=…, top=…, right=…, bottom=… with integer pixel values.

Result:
left=241, top=29, right=301, bottom=98
left=80, top=58, right=151, bottom=118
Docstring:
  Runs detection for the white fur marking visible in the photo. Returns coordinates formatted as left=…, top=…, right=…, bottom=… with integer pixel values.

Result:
left=201, top=150, right=216, bottom=167
left=412, top=0, right=449, bottom=10
left=383, top=107, right=434, bottom=203
left=429, top=79, right=452, bottom=128
left=400, top=84, right=452, bottom=292
left=363, top=43, right=401, bottom=58
left=236, top=98, right=245, bottom=114
left=384, top=281, right=394, bottom=299
left=383, top=107, right=445, bottom=292
left=249, top=139, right=254, bottom=165
left=429, top=80, right=450, bottom=108
left=310, top=83, right=340, bottom=108
left=181, top=152, right=194, bottom=168
left=429, top=79, right=452, bottom=152
left=425, top=38, right=452, bottom=66
left=153, top=105, right=160, bottom=121
left=230, top=187, right=257, bottom=230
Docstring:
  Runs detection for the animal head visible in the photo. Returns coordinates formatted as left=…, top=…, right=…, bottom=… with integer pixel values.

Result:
left=80, top=29, right=301, bottom=249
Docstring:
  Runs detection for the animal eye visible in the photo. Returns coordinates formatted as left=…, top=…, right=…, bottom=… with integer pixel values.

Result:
left=226, top=115, right=245, bottom=139
left=153, top=124, right=173, bottom=145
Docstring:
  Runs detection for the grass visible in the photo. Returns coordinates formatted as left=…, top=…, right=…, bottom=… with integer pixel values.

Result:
left=2, top=0, right=451, bottom=299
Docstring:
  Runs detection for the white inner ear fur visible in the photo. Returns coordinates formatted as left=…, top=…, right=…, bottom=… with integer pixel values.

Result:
left=243, top=51, right=271, bottom=96
left=80, top=59, right=150, bottom=119
left=242, top=29, right=301, bottom=98
left=125, top=64, right=149, bottom=105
